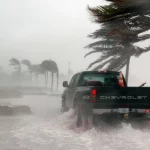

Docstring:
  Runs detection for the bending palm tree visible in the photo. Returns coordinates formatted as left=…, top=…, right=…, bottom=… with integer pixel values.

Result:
left=22, top=60, right=46, bottom=86
left=86, top=0, right=150, bottom=83
left=40, top=60, right=50, bottom=88
left=36, top=64, right=46, bottom=85
left=40, top=60, right=59, bottom=91
left=48, top=60, right=59, bottom=91
left=9, top=58, right=21, bottom=84
left=21, top=59, right=32, bottom=79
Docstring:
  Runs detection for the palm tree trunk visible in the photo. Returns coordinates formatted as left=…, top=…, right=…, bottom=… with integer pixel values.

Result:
left=51, top=72, right=54, bottom=92
left=45, top=72, right=47, bottom=88
left=125, top=56, right=130, bottom=85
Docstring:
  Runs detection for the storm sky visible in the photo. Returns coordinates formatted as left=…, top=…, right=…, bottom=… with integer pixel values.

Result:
left=0, top=0, right=150, bottom=85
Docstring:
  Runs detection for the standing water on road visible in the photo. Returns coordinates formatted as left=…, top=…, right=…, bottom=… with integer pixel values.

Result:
left=0, top=95, right=150, bottom=150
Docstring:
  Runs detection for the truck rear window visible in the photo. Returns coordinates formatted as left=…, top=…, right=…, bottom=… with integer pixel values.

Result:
left=79, top=73, right=120, bottom=86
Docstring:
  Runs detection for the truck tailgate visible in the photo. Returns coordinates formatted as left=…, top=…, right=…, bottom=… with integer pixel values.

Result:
left=93, top=87, right=150, bottom=109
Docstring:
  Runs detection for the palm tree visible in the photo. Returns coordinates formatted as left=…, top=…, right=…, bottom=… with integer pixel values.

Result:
left=22, top=60, right=46, bottom=85
left=40, top=60, right=50, bottom=88
left=34, top=64, right=46, bottom=85
left=86, top=0, right=150, bottom=84
left=48, top=60, right=59, bottom=91
left=31, top=64, right=39, bottom=84
left=21, top=60, right=32, bottom=70
left=9, top=58, right=21, bottom=82
left=40, top=60, right=59, bottom=91
left=21, top=59, right=32, bottom=73
left=21, top=59, right=34, bottom=85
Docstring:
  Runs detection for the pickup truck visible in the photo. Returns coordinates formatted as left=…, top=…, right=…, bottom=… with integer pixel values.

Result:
left=61, top=70, right=150, bottom=127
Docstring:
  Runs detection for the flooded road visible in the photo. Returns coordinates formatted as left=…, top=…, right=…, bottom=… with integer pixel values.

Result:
left=0, top=95, right=150, bottom=150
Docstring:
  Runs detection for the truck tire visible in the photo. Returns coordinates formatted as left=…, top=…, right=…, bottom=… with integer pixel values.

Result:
left=92, top=115, right=99, bottom=126
left=76, top=104, right=83, bottom=127
left=76, top=103, right=93, bottom=128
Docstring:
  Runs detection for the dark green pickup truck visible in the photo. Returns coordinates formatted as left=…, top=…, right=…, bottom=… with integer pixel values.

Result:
left=61, top=70, right=150, bottom=127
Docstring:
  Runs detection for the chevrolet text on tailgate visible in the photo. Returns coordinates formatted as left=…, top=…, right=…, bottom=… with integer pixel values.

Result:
left=61, top=70, right=150, bottom=128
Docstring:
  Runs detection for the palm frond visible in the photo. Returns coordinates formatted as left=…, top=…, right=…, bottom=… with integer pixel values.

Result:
left=86, top=0, right=150, bottom=72
left=91, top=57, right=115, bottom=71
left=107, top=56, right=128, bottom=71
left=85, top=40, right=119, bottom=49
left=21, top=60, right=31, bottom=66
left=84, top=47, right=115, bottom=58
left=9, top=58, right=20, bottom=66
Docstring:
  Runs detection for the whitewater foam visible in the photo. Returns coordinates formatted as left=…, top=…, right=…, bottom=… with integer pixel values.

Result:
left=11, top=110, right=150, bottom=150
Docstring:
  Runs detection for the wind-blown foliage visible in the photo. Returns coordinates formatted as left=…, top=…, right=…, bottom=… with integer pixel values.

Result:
left=86, top=0, right=150, bottom=72
left=9, top=58, right=21, bottom=70
left=8, top=58, right=59, bottom=88
left=21, top=59, right=32, bottom=73
left=9, top=58, right=22, bottom=84
left=21, top=60, right=31, bottom=66
left=9, top=58, right=21, bottom=74
left=88, top=0, right=150, bottom=23
left=21, top=59, right=47, bottom=85
left=40, top=60, right=59, bottom=91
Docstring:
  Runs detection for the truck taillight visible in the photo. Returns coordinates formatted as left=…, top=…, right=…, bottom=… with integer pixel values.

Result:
left=91, top=89, right=96, bottom=102
left=145, top=109, right=150, bottom=113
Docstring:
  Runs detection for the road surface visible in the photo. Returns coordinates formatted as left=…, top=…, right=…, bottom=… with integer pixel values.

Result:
left=0, top=95, right=150, bottom=150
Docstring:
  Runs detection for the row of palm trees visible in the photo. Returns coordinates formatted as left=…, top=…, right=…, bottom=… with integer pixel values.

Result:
left=9, top=58, right=59, bottom=91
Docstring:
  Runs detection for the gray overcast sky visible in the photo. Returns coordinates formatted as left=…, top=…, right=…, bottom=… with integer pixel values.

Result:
left=0, top=0, right=105, bottom=73
left=0, top=0, right=150, bottom=85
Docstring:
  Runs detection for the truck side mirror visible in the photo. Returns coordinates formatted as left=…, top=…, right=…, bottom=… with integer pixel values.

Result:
left=63, top=81, right=68, bottom=87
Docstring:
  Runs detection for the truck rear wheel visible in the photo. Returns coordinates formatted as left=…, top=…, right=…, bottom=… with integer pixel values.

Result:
left=76, top=103, right=94, bottom=128
left=76, top=103, right=83, bottom=127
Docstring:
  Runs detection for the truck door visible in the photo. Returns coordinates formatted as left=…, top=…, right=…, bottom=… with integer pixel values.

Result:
left=65, top=74, right=77, bottom=108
